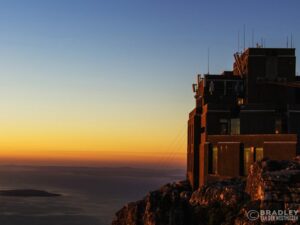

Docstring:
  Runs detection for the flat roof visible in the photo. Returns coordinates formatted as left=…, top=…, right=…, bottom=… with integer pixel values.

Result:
left=242, top=47, right=295, bottom=56
left=204, top=74, right=242, bottom=80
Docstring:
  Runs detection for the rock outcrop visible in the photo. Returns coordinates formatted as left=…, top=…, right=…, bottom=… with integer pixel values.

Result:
left=236, top=157, right=300, bottom=225
left=112, top=180, right=192, bottom=225
left=112, top=158, right=300, bottom=225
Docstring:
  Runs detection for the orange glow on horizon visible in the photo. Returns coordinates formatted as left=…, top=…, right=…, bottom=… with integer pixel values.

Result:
left=0, top=149, right=186, bottom=168
left=0, top=94, right=188, bottom=168
left=0, top=123, right=186, bottom=167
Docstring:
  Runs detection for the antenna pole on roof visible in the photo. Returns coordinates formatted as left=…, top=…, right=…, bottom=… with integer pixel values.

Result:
left=287, top=36, right=289, bottom=48
left=243, top=24, right=246, bottom=50
left=251, top=29, right=254, bottom=47
left=207, top=48, right=210, bottom=74
left=238, top=30, right=240, bottom=53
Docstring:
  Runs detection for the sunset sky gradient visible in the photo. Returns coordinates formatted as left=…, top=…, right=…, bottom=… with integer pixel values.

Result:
left=0, top=0, right=299, bottom=167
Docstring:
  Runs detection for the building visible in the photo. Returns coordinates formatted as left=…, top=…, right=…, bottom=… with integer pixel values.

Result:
left=187, top=47, right=300, bottom=190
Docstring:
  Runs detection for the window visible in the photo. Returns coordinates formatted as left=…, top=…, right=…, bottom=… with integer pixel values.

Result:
left=237, top=98, right=244, bottom=105
left=220, top=119, right=229, bottom=134
left=208, top=144, right=213, bottom=174
left=255, top=147, right=264, bottom=161
left=231, top=118, right=240, bottom=135
left=208, top=145, right=218, bottom=174
left=275, top=119, right=282, bottom=134
left=212, top=146, right=218, bottom=174
left=243, top=147, right=253, bottom=176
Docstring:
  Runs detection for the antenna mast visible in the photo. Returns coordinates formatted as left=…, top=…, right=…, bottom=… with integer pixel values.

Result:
left=251, top=29, right=254, bottom=47
left=243, top=24, right=246, bottom=50
left=207, top=48, right=210, bottom=74
left=238, top=31, right=240, bottom=53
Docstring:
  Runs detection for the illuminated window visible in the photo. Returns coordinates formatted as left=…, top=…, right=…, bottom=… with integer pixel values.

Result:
left=244, top=147, right=253, bottom=176
left=237, top=98, right=244, bottom=105
left=212, top=146, right=218, bottom=174
left=208, top=144, right=213, bottom=174
left=230, top=118, right=240, bottom=135
left=255, top=147, right=264, bottom=161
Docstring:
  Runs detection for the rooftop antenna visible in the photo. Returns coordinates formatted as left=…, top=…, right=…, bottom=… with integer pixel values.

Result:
left=207, top=48, right=210, bottom=74
left=291, top=33, right=293, bottom=48
left=286, top=36, right=289, bottom=48
left=243, top=24, right=246, bottom=50
left=251, top=29, right=254, bottom=47
left=237, top=30, right=240, bottom=53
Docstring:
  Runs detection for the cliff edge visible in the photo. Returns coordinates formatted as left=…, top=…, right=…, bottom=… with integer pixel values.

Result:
left=111, top=157, right=300, bottom=225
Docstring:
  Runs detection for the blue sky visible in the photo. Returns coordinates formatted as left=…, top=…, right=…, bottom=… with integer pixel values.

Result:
left=0, top=0, right=299, bottom=166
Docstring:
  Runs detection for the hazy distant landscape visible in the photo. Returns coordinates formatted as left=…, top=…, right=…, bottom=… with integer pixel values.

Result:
left=0, top=165, right=184, bottom=225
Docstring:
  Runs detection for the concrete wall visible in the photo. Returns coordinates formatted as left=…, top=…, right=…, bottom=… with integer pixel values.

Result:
left=217, top=142, right=241, bottom=177
left=264, top=141, right=296, bottom=160
left=240, top=110, right=275, bottom=134
left=199, top=143, right=209, bottom=187
left=203, top=134, right=297, bottom=185
left=240, top=48, right=296, bottom=104
left=207, top=134, right=297, bottom=147
left=187, top=108, right=202, bottom=189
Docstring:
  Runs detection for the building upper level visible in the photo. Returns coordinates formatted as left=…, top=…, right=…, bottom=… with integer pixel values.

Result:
left=233, top=47, right=296, bottom=81
left=193, top=72, right=244, bottom=108
left=193, top=47, right=300, bottom=108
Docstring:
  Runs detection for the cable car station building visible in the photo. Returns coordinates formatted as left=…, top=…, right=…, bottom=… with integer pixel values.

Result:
left=187, top=47, right=300, bottom=189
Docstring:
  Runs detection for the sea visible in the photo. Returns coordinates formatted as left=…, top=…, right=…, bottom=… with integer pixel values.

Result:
left=0, top=165, right=185, bottom=225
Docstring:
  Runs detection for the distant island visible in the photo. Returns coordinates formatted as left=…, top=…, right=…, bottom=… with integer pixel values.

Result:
left=0, top=189, right=61, bottom=197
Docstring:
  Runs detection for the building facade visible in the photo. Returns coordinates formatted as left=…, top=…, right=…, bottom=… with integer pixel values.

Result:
left=187, top=47, right=300, bottom=190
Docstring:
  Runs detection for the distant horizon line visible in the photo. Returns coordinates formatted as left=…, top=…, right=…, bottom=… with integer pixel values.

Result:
left=0, top=163, right=185, bottom=171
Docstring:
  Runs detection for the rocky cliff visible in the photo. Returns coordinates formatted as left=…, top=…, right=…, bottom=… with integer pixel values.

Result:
left=111, top=158, right=300, bottom=225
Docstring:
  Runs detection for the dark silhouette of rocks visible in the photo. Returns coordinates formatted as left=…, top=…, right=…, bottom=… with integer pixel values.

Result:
left=111, top=158, right=300, bottom=225
left=0, top=189, right=61, bottom=197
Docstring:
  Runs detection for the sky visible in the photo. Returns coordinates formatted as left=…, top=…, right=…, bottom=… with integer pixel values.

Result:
left=0, top=0, right=299, bottom=168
